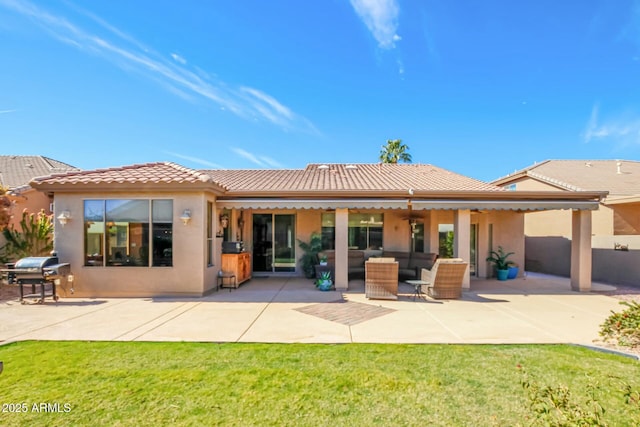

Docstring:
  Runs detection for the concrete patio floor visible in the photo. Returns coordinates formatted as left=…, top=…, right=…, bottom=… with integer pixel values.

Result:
left=0, top=274, right=628, bottom=347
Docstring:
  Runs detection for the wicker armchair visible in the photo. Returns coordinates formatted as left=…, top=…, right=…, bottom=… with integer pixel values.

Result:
left=365, top=259, right=399, bottom=300
left=420, top=258, right=468, bottom=299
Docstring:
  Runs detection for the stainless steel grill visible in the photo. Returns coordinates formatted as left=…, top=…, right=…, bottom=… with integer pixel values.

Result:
left=10, top=256, right=72, bottom=304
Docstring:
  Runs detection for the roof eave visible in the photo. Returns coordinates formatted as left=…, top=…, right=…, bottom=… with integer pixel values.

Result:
left=29, top=180, right=227, bottom=195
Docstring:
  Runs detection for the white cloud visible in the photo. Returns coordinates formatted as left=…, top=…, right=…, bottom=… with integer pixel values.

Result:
left=231, top=147, right=266, bottom=167
left=350, top=0, right=400, bottom=49
left=164, top=151, right=224, bottom=168
left=260, top=156, right=283, bottom=168
left=0, top=0, right=317, bottom=133
left=171, top=53, right=186, bottom=65
left=583, top=104, right=640, bottom=145
left=0, top=109, right=16, bottom=114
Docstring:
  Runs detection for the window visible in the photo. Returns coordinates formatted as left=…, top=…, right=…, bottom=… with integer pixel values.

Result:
left=207, top=202, right=213, bottom=266
left=321, top=213, right=335, bottom=250
left=84, top=199, right=173, bottom=267
left=321, top=212, right=383, bottom=250
left=438, top=224, right=454, bottom=257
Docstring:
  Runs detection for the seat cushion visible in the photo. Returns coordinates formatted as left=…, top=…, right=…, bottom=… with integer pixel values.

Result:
left=409, top=253, right=438, bottom=271
left=382, top=251, right=410, bottom=269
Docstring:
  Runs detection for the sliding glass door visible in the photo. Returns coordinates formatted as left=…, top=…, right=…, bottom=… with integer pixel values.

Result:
left=252, top=214, right=296, bottom=273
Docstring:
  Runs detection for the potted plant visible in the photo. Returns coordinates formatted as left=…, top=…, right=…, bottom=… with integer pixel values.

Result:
left=507, top=263, right=519, bottom=280
left=297, top=232, right=323, bottom=279
left=486, top=246, right=515, bottom=281
left=319, top=254, right=328, bottom=266
left=316, top=271, right=333, bottom=291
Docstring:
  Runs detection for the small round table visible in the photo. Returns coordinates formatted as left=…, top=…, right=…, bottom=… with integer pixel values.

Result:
left=406, top=280, right=430, bottom=301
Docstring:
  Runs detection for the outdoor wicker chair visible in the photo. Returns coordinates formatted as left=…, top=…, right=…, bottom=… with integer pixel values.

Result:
left=365, top=259, right=399, bottom=300
left=420, top=258, right=468, bottom=299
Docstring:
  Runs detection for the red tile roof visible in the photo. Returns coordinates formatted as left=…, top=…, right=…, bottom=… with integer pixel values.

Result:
left=31, top=162, right=220, bottom=188
left=202, top=163, right=503, bottom=193
left=32, top=162, right=505, bottom=194
left=493, top=160, right=640, bottom=196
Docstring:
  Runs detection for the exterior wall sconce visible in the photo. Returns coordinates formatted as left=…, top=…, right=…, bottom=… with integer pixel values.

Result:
left=220, top=214, right=229, bottom=228
left=57, top=210, right=71, bottom=227
left=180, top=209, right=192, bottom=225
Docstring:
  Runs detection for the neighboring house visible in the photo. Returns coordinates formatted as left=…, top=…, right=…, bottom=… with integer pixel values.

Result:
left=30, top=162, right=602, bottom=297
left=0, top=155, right=79, bottom=228
left=492, top=159, right=640, bottom=285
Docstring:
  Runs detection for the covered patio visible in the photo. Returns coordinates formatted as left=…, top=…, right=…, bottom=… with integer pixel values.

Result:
left=0, top=274, right=629, bottom=348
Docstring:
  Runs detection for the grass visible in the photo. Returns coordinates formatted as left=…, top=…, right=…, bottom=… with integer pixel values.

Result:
left=0, top=341, right=639, bottom=426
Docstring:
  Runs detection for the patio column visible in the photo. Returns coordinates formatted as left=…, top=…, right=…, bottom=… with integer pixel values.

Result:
left=454, top=209, right=471, bottom=288
left=571, top=210, right=592, bottom=292
left=427, top=210, right=439, bottom=254
left=334, top=208, right=349, bottom=290
left=476, top=214, right=489, bottom=279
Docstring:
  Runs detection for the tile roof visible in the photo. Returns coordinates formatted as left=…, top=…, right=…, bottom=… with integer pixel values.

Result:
left=493, top=160, right=640, bottom=196
left=202, top=163, right=503, bottom=193
left=0, top=155, right=79, bottom=190
left=31, top=162, right=218, bottom=188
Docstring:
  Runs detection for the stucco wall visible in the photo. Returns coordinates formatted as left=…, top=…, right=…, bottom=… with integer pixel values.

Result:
left=486, top=210, right=525, bottom=275
left=53, top=191, right=217, bottom=297
left=508, top=177, right=612, bottom=237
left=526, top=234, right=640, bottom=285
left=612, top=203, right=640, bottom=235
left=7, top=189, right=52, bottom=229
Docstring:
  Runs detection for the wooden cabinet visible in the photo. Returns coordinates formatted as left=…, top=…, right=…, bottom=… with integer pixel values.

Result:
left=221, top=253, right=252, bottom=287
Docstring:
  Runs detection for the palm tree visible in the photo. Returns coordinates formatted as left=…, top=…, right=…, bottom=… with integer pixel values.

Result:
left=379, top=139, right=412, bottom=163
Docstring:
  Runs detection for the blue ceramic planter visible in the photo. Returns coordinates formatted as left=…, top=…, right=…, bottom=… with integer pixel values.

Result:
left=317, top=281, right=333, bottom=291
left=496, top=269, right=509, bottom=281
left=507, top=266, right=519, bottom=279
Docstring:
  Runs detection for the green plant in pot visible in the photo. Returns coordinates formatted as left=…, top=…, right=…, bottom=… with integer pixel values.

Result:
left=297, top=232, right=323, bottom=279
left=486, top=246, right=515, bottom=281
left=316, top=271, right=333, bottom=291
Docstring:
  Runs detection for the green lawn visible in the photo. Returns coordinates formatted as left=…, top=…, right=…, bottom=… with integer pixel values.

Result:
left=0, top=342, right=638, bottom=426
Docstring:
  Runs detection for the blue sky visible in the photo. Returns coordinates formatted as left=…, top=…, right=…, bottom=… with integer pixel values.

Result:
left=1, top=0, right=640, bottom=181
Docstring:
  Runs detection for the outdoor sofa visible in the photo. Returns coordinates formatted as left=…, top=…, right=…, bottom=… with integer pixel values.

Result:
left=321, top=250, right=438, bottom=281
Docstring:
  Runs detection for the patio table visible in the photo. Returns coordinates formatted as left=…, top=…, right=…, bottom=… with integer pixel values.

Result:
left=406, top=279, right=430, bottom=301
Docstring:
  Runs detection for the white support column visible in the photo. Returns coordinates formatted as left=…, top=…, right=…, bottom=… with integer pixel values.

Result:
left=334, top=208, right=349, bottom=290
left=571, top=210, right=592, bottom=292
left=454, top=209, right=471, bottom=288
left=428, top=210, right=440, bottom=255
left=476, top=214, right=490, bottom=279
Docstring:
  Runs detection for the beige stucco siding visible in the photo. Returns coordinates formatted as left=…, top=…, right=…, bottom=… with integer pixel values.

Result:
left=612, top=203, right=640, bottom=235
left=508, top=177, right=611, bottom=237
left=52, top=191, right=217, bottom=298
left=7, top=189, right=52, bottom=229
left=486, top=211, right=525, bottom=274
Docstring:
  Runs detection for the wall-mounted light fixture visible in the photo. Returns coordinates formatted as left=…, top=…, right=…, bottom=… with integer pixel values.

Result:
left=219, top=214, right=229, bottom=228
left=57, top=210, right=71, bottom=227
left=180, top=209, right=192, bottom=225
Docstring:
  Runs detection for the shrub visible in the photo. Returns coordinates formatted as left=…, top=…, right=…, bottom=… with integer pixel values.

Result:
left=2, top=209, right=54, bottom=261
left=520, top=369, right=607, bottom=426
left=599, top=301, right=640, bottom=349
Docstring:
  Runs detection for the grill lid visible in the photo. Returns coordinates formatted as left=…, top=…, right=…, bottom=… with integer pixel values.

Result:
left=14, top=257, right=59, bottom=270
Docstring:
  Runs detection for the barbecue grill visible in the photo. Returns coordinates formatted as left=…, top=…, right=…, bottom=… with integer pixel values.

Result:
left=10, top=256, right=72, bottom=304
